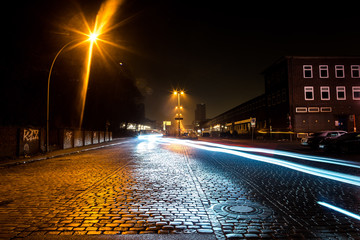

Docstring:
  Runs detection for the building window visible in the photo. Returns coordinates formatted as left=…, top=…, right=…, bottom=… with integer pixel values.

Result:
left=336, top=86, right=346, bottom=100
left=351, top=65, right=360, bottom=78
left=304, top=86, right=314, bottom=100
left=320, top=86, right=330, bottom=100
left=308, top=107, right=320, bottom=113
left=335, top=65, right=345, bottom=78
left=303, top=65, right=313, bottom=78
left=319, top=65, right=329, bottom=78
left=296, top=107, right=307, bottom=113
left=321, top=107, right=332, bottom=112
left=353, top=86, right=360, bottom=100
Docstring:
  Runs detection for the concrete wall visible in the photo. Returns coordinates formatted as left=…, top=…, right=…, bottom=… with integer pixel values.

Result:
left=105, top=131, right=109, bottom=142
left=19, top=127, right=41, bottom=156
left=84, top=131, right=92, bottom=146
left=62, top=130, right=109, bottom=149
left=0, top=127, right=113, bottom=159
left=99, top=132, right=104, bottom=143
left=74, top=130, right=83, bottom=148
left=93, top=131, right=99, bottom=144
left=63, top=129, right=74, bottom=149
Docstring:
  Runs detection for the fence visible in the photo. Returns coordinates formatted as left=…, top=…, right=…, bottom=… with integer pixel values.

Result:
left=0, top=126, right=112, bottom=158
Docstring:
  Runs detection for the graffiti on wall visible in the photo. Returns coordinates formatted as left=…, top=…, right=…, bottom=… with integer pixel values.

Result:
left=23, top=129, right=39, bottom=142
left=66, top=131, right=72, bottom=142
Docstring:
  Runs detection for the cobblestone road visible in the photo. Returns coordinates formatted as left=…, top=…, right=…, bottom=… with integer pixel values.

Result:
left=1, top=138, right=360, bottom=239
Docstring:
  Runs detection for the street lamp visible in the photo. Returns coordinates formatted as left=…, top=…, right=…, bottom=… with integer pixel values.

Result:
left=89, top=33, right=98, bottom=42
left=46, top=34, right=98, bottom=152
left=173, top=90, right=184, bottom=137
left=45, top=0, right=123, bottom=151
left=46, top=40, right=77, bottom=152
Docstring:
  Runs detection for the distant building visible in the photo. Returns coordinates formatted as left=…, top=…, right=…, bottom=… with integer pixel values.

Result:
left=205, top=56, right=360, bottom=138
left=195, top=103, right=206, bottom=122
left=194, top=103, right=206, bottom=129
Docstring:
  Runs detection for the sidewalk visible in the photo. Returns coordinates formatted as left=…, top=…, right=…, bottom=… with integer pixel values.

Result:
left=0, top=138, right=131, bottom=168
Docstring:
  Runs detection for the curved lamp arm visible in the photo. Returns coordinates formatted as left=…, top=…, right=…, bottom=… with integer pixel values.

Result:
left=46, top=39, right=78, bottom=152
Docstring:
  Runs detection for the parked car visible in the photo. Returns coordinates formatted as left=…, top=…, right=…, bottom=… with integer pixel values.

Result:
left=181, top=132, right=198, bottom=140
left=319, top=132, right=360, bottom=153
left=301, top=130, right=347, bottom=149
left=202, top=132, right=210, bottom=137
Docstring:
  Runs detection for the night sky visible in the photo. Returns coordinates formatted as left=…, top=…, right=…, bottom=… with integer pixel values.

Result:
left=3, top=1, right=360, bottom=126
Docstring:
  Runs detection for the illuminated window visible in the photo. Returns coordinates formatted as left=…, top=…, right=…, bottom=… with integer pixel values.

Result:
left=303, top=65, right=313, bottom=78
left=351, top=65, right=360, bottom=78
left=319, top=65, right=328, bottom=78
left=336, top=86, right=346, bottom=100
left=320, top=86, right=330, bottom=100
left=304, top=86, right=314, bottom=100
left=353, top=86, right=360, bottom=100
left=335, top=65, right=345, bottom=78
left=296, top=107, right=307, bottom=113
left=321, top=107, right=332, bottom=112
left=308, top=107, right=319, bottom=113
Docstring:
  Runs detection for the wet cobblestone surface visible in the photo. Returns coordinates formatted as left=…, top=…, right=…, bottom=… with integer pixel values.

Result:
left=182, top=144, right=360, bottom=239
left=1, top=138, right=360, bottom=239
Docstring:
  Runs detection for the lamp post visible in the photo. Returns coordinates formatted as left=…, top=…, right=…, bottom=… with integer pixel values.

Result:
left=46, top=34, right=97, bottom=152
left=173, top=90, right=184, bottom=137
left=46, top=40, right=77, bottom=152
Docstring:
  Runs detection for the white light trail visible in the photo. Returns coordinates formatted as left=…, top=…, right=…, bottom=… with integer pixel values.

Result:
left=156, top=138, right=360, bottom=187
left=189, top=140, right=360, bottom=169
left=318, top=201, right=360, bottom=221
left=138, top=134, right=163, bottom=140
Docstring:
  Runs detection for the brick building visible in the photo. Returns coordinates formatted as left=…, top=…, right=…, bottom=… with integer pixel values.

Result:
left=205, top=56, right=360, bottom=137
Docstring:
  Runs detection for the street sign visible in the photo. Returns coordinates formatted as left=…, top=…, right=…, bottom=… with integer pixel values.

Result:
left=175, top=117, right=183, bottom=120
left=250, top=118, right=256, bottom=127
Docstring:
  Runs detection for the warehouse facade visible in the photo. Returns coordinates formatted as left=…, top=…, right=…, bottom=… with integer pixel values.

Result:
left=205, top=56, right=360, bottom=138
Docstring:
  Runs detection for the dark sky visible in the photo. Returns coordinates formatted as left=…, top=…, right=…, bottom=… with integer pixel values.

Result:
left=4, top=1, right=360, bottom=125
left=117, top=2, right=360, bottom=124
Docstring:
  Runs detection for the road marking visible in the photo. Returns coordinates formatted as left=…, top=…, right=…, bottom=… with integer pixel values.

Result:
left=186, top=140, right=360, bottom=169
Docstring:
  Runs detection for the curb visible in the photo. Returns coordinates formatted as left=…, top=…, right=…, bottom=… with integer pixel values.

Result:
left=0, top=138, right=132, bottom=168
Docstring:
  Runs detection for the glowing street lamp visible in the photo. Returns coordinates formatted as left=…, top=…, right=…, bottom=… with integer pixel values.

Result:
left=173, top=90, right=185, bottom=137
left=46, top=34, right=98, bottom=152
left=89, top=33, right=98, bottom=42
left=46, top=39, right=77, bottom=152
left=46, top=0, right=125, bottom=152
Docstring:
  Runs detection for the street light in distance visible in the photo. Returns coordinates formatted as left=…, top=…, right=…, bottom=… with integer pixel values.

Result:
left=173, top=89, right=185, bottom=137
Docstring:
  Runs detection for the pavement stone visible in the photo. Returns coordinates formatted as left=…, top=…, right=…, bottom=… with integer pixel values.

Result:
left=1, top=138, right=360, bottom=239
left=0, top=140, right=219, bottom=239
